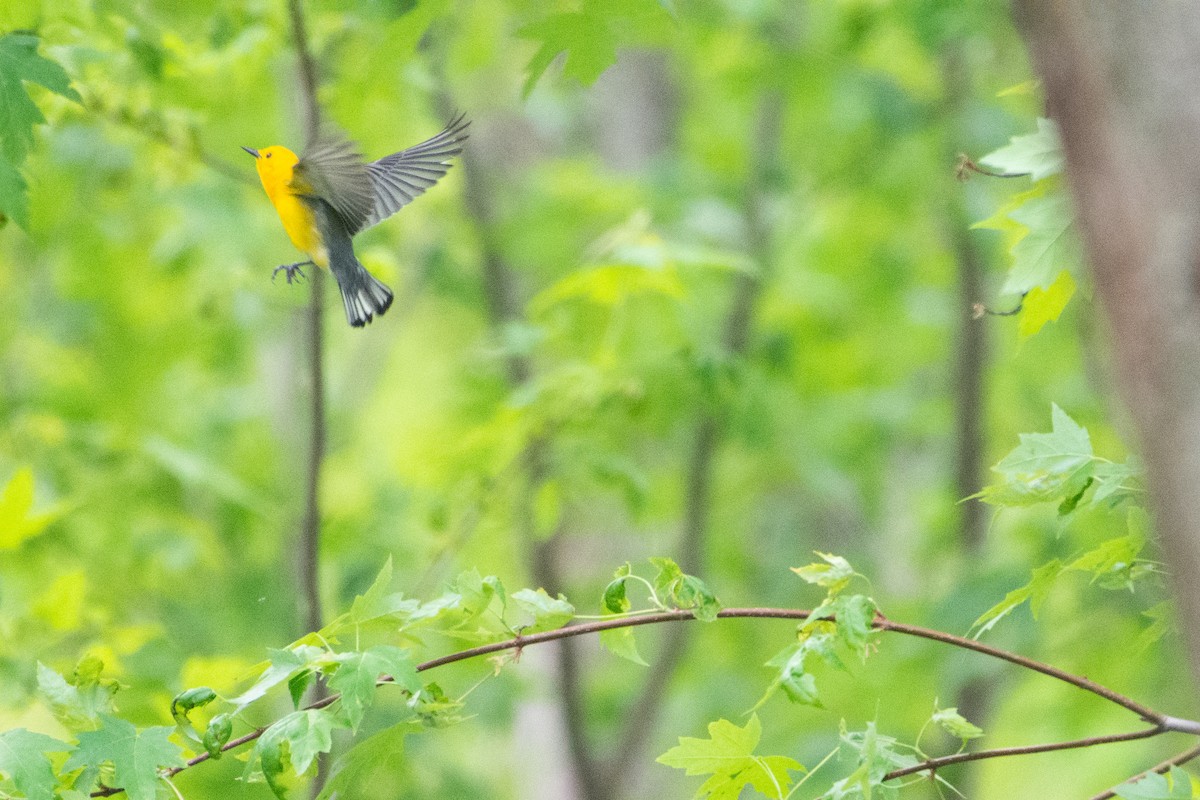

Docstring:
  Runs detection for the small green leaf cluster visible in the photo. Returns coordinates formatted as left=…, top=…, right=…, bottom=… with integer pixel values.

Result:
left=754, top=554, right=877, bottom=711
left=973, top=405, right=1156, bottom=636
left=599, top=557, right=721, bottom=664
left=827, top=721, right=919, bottom=799
left=1, top=557, right=584, bottom=800
left=974, top=115, right=1080, bottom=338
left=655, top=555, right=991, bottom=800
left=827, top=702, right=985, bottom=799
left=0, top=658, right=174, bottom=800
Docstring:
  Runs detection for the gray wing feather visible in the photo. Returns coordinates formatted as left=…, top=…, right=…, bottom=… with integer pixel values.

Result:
left=293, top=133, right=375, bottom=235
left=360, top=113, right=470, bottom=232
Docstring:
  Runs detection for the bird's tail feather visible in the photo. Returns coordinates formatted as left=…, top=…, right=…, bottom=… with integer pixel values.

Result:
left=335, top=258, right=394, bottom=327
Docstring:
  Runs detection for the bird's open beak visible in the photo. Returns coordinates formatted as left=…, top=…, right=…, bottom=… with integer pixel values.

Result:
left=241, top=146, right=260, bottom=158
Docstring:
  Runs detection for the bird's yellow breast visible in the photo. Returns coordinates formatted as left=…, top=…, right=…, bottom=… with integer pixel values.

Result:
left=254, top=146, right=329, bottom=268
left=270, top=191, right=328, bottom=267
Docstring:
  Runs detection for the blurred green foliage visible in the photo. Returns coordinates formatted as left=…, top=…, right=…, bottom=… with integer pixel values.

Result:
left=0, top=0, right=1187, bottom=798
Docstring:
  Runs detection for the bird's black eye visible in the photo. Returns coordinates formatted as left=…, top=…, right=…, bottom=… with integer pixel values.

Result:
left=265, top=152, right=272, bottom=158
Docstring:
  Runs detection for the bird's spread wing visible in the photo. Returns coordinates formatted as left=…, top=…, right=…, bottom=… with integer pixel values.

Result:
left=360, top=113, right=470, bottom=232
left=292, top=132, right=375, bottom=235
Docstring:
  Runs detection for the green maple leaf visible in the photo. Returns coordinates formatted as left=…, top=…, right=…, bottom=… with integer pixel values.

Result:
left=316, top=721, right=422, bottom=800
left=972, top=559, right=1064, bottom=636
left=597, top=564, right=649, bottom=664
left=1066, top=531, right=1151, bottom=590
left=828, top=594, right=877, bottom=658
left=1090, top=458, right=1143, bottom=506
left=323, top=556, right=422, bottom=635
left=980, top=117, right=1064, bottom=181
left=65, top=716, right=184, bottom=800
left=327, top=646, right=420, bottom=732
left=512, top=588, right=575, bottom=633
left=245, top=710, right=343, bottom=799
left=753, top=640, right=825, bottom=710
left=343, top=557, right=409, bottom=626
left=0, top=34, right=80, bottom=161
left=657, top=715, right=803, bottom=800
left=973, top=183, right=1048, bottom=242
left=454, top=569, right=505, bottom=620
left=516, top=0, right=671, bottom=97
left=599, top=624, right=649, bottom=665
left=37, top=660, right=118, bottom=729
left=650, top=557, right=685, bottom=594
left=931, top=706, right=984, bottom=742
left=230, top=645, right=325, bottom=710
left=518, top=10, right=618, bottom=97
left=973, top=121, right=1081, bottom=336
left=1002, top=193, right=1080, bottom=295
left=676, top=575, right=720, bottom=621
left=791, top=552, right=855, bottom=594
left=649, top=558, right=721, bottom=621
left=0, top=729, right=72, bottom=800
left=981, top=404, right=1094, bottom=507
left=1018, top=269, right=1076, bottom=339
left=0, top=158, right=24, bottom=228
left=1136, top=601, right=1175, bottom=651
left=0, top=33, right=81, bottom=227
left=601, top=564, right=633, bottom=614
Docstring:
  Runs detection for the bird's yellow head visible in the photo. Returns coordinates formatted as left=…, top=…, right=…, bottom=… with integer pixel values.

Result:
left=242, top=145, right=299, bottom=194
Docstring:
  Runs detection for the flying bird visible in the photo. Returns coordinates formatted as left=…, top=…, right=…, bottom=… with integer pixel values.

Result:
left=244, top=114, right=468, bottom=327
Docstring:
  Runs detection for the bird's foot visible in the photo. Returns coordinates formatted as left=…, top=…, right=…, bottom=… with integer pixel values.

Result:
left=272, top=261, right=313, bottom=284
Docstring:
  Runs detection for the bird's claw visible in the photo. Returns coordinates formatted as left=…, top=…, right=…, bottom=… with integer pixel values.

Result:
left=272, top=261, right=310, bottom=284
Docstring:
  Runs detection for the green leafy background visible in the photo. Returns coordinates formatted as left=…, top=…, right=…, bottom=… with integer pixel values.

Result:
left=0, top=0, right=1187, bottom=798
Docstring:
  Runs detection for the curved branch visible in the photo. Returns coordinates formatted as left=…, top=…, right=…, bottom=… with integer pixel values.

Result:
left=106, top=605, right=1190, bottom=798
left=876, top=618, right=1161, bottom=722
left=882, top=727, right=1165, bottom=782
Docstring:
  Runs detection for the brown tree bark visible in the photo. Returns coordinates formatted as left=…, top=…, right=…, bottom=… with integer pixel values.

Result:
left=1013, top=0, right=1200, bottom=688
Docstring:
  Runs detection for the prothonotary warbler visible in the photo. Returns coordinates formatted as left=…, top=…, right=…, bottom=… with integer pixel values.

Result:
left=243, top=114, right=469, bottom=327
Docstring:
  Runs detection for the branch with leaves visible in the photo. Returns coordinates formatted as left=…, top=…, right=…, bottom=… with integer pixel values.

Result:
left=0, top=398, right=1166, bottom=800
left=0, top=550, right=1184, bottom=800
left=967, top=115, right=1082, bottom=340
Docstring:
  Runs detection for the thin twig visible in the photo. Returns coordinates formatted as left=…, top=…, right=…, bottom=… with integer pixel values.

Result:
left=283, top=0, right=325, bottom=652
left=1087, top=742, right=1200, bottom=800
left=882, top=727, right=1164, bottom=782
left=284, top=0, right=328, bottom=794
left=877, top=619, right=1161, bottom=721
left=955, top=154, right=1030, bottom=180
left=298, top=272, right=326, bottom=640
left=972, top=293, right=1027, bottom=319
left=91, top=606, right=1193, bottom=798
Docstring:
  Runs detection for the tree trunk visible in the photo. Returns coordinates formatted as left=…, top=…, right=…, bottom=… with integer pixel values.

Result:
left=1013, top=0, right=1200, bottom=689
